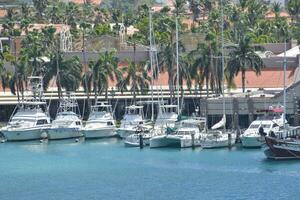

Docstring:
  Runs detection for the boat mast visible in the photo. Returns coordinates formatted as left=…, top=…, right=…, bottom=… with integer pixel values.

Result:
left=283, top=39, right=287, bottom=131
left=149, top=10, right=154, bottom=122
left=221, top=0, right=225, bottom=132
left=176, top=17, right=180, bottom=115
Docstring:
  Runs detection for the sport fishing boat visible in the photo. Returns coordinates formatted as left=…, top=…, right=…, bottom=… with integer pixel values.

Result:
left=154, top=105, right=178, bottom=129
left=240, top=106, right=285, bottom=148
left=117, top=105, right=150, bottom=139
left=47, top=92, right=83, bottom=140
left=123, top=104, right=179, bottom=147
left=149, top=118, right=206, bottom=148
left=0, top=77, right=51, bottom=141
left=264, top=126, right=300, bottom=159
left=83, top=102, right=116, bottom=139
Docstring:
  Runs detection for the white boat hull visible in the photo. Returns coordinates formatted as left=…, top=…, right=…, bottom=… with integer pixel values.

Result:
left=150, top=135, right=181, bottom=148
left=150, top=135, right=201, bottom=148
left=83, top=128, right=116, bottom=139
left=201, top=136, right=236, bottom=149
left=240, top=136, right=263, bottom=148
left=1, top=128, right=48, bottom=141
left=47, top=128, right=83, bottom=140
left=117, top=128, right=137, bottom=139
left=123, top=134, right=151, bottom=147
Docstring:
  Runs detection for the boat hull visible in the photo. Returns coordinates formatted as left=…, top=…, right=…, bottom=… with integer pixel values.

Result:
left=47, top=128, right=83, bottom=140
left=150, top=135, right=182, bottom=148
left=240, top=136, right=263, bottom=148
left=149, top=135, right=200, bottom=148
left=264, top=136, right=300, bottom=159
left=1, top=128, right=48, bottom=141
left=117, top=129, right=137, bottom=139
left=83, top=128, right=116, bottom=139
left=201, top=137, right=236, bottom=149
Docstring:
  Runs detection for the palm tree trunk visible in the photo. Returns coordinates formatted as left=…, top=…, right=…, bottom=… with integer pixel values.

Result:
left=94, top=81, right=97, bottom=104
left=105, top=87, right=108, bottom=101
left=242, top=69, right=246, bottom=93
left=82, top=31, right=90, bottom=116
left=206, top=77, right=209, bottom=97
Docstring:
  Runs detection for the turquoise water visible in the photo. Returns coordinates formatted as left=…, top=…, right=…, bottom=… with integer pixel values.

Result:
left=0, top=139, right=300, bottom=200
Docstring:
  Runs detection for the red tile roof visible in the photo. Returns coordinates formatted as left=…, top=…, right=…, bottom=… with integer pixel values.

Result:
left=232, top=68, right=295, bottom=89
left=0, top=9, right=7, bottom=18
left=265, top=11, right=290, bottom=19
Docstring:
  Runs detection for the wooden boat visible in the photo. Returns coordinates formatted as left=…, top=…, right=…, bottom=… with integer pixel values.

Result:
left=264, top=127, right=300, bottom=159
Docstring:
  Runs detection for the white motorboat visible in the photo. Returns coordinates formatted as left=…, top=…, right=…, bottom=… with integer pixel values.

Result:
left=124, top=127, right=152, bottom=147
left=83, top=102, right=116, bottom=139
left=200, top=130, right=236, bottom=149
left=240, top=106, right=284, bottom=148
left=117, top=105, right=150, bottom=139
left=0, top=77, right=51, bottom=141
left=150, top=118, right=206, bottom=148
left=47, top=93, right=83, bottom=140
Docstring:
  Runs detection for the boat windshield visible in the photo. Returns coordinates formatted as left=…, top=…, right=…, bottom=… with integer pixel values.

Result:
left=249, top=124, right=260, bottom=129
left=261, top=124, right=271, bottom=128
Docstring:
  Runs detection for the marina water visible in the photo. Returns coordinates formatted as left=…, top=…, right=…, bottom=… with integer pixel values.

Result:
left=1, top=138, right=300, bottom=200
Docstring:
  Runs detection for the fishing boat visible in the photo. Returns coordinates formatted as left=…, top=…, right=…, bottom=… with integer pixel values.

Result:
left=117, top=105, right=150, bottom=139
left=83, top=102, right=116, bottom=139
left=149, top=118, right=206, bottom=148
left=0, top=77, right=51, bottom=141
left=240, top=106, right=284, bottom=148
left=263, top=40, right=300, bottom=159
left=264, top=127, right=300, bottom=159
left=47, top=92, right=83, bottom=140
left=123, top=103, right=178, bottom=147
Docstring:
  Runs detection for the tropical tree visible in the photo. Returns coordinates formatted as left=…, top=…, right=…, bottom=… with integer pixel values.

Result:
left=32, top=0, right=49, bottom=22
left=0, top=46, right=14, bottom=92
left=118, top=60, right=150, bottom=103
left=44, top=54, right=82, bottom=93
left=225, top=35, right=264, bottom=93
left=82, top=50, right=122, bottom=102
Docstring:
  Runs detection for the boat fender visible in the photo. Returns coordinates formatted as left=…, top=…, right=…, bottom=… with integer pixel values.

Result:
left=75, top=138, right=79, bottom=143
left=41, top=132, right=48, bottom=139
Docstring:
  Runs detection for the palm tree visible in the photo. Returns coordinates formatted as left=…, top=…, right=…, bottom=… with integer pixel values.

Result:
left=118, top=60, right=150, bottom=103
left=44, top=54, right=82, bottom=93
left=32, top=0, right=49, bottom=22
left=188, top=0, right=201, bottom=26
left=83, top=50, right=122, bottom=102
left=172, top=0, right=186, bottom=17
left=59, top=56, right=82, bottom=92
left=225, top=35, right=264, bottom=93
left=0, top=47, right=14, bottom=92
left=287, top=0, right=300, bottom=23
